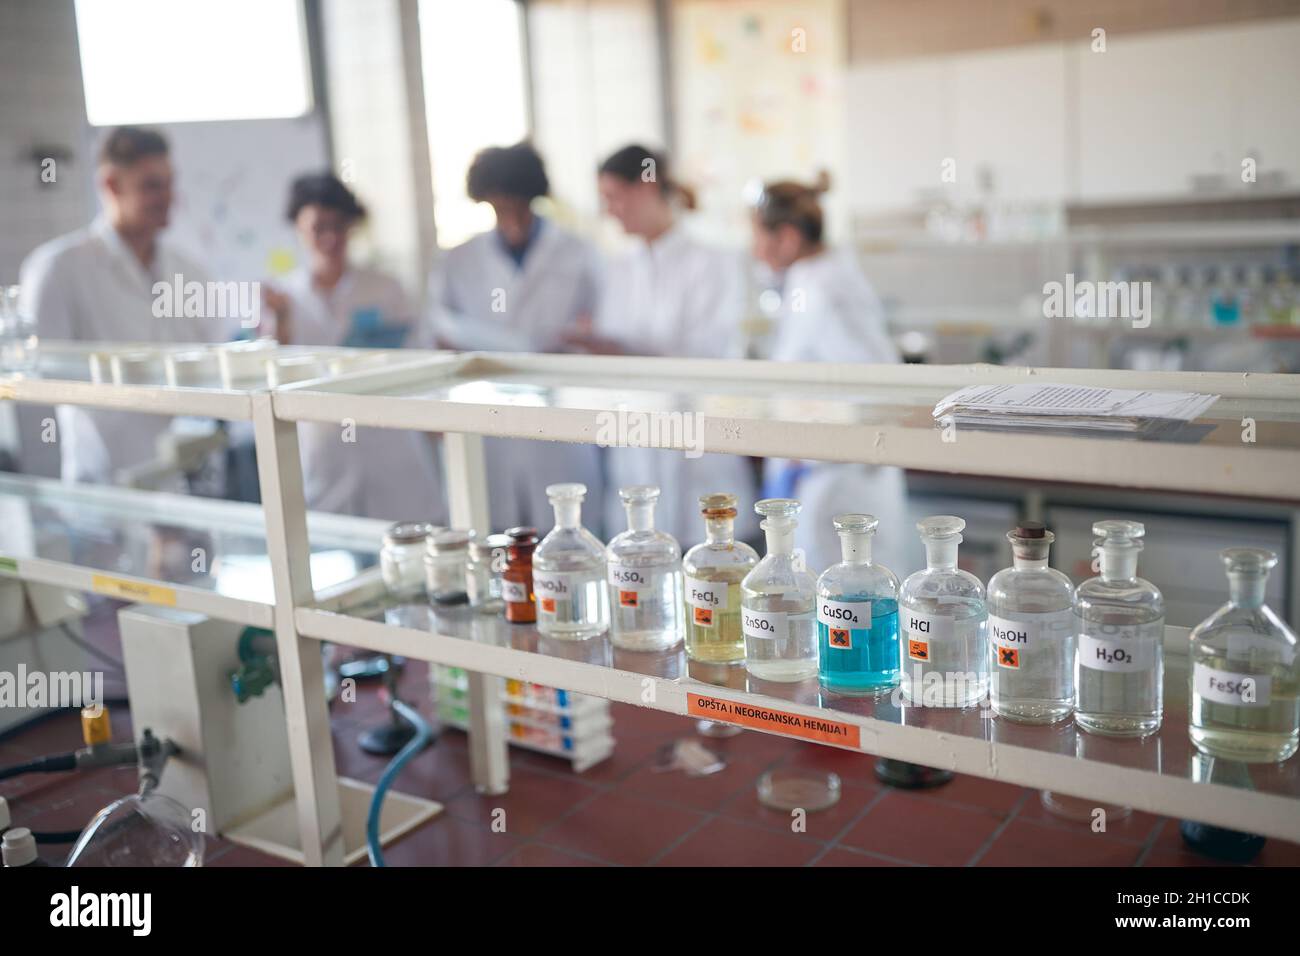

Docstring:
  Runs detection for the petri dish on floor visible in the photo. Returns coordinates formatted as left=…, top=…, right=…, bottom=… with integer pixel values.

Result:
left=757, top=769, right=841, bottom=812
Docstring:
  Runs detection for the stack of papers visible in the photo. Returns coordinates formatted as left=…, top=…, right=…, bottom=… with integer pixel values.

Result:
left=932, top=383, right=1219, bottom=435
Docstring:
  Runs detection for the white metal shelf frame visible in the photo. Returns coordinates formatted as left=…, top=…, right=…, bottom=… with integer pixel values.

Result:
left=7, top=345, right=1300, bottom=864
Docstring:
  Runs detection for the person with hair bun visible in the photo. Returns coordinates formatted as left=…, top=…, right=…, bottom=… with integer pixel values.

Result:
left=262, top=171, right=446, bottom=522
left=751, top=173, right=908, bottom=575
left=579, top=144, right=757, bottom=543
left=428, top=141, right=603, bottom=532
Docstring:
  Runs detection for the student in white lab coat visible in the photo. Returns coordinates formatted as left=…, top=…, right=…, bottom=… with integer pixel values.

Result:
left=751, top=175, right=909, bottom=577
left=429, top=142, right=602, bottom=533
left=571, top=144, right=758, bottom=543
left=263, top=173, right=446, bottom=523
left=19, top=127, right=228, bottom=487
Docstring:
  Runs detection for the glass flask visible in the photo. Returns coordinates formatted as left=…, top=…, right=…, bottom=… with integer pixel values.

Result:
left=682, top=493, right=759, bottom=663
left=606, top=486, right=684, bottom=651
left=741, top=498, right=817, bottom=682
left=816, top=514, right=900, bottom=696
left=502, top=527, right=538, bottom=624
left=466, top=533, right=509, bottom=615
left=65, top=791, right=204, bottom=867
left=986, top=521, right=1076, bottom=723
left=424, top=529, right=470, bottom=606
left=1189, top=549, right=1299, bottom=762
left=1074, top=520, right=1164, bottom=737
left=381, top=521, right=437, bottom=601
left=533, top=483, right=609, bottom=640
left=899, top=516, right=988, bottom=708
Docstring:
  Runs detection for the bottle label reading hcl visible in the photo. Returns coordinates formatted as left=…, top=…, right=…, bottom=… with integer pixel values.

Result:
left=903, top=610, right=952, bottom=662
left=1078, top=630, right=1155, bottom=673
left=742, top=607, right=788, bottom=641
left=1194, top=663, right=1271, bottom=707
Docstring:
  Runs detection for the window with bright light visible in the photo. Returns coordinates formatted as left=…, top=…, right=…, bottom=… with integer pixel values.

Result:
left=419, top=0, right=529, bottom=248
left=75, top=0, right=313, bottom=126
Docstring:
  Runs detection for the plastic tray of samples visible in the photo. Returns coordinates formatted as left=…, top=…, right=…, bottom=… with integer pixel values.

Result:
left=433, top=667, right=610, bottom=719
left=433, top=699, right=614, bottom=769
left=433, top=671, right=612, bottom=737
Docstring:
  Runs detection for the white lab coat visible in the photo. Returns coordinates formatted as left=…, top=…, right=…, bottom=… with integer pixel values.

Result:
left=764, top=248, right=909, bottom=577
left=595, top=223, right=759, bottom=544
left=18, top=218, right=226, bottom=486
left=430, top=221, right=604, bottom=534
left=278, top=265, right=447, bottom=523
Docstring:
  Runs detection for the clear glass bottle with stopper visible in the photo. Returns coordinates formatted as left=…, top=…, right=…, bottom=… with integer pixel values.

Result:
left=741, top=498, right=817, bottom=682
left=682, top=493, right=759, bottom=663
left=986, top=521, right=1076, bottom=723
left=606, top=485, right=683, bottom=651
left=533, top=483, right=609, bottom=640
left=816, top=514, right=900, bottom=696
left=1074, top=520, right=1164, bottom=737
left=899, top=516, right=988, bottom=707
left=1189, top=548, right=1298, bottom=762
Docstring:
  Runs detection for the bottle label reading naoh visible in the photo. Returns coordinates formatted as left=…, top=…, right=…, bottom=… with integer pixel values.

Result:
left=685, top=576, right=728, bottom=612
left=1078, top=630, right=1156, bottom=673
left=988, top=610, right=1072, bottom=653
left=742, top=607, right=787, bottom=641
left=818, top=599, right=870, bottom=628
left=1194, top=663, right=1271, bottom=707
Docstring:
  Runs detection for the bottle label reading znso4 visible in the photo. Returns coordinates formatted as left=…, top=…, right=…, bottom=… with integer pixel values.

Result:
left=742, top=607, right=788, bottom=641
left=1078, top=629, right=1157, bottom=673
left=685, top=576, right=727, bottom=628
left=1194, top=663, right=1271, bottom=707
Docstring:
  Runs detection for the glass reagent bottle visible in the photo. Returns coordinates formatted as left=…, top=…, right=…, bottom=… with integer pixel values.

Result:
left=607, top=485, right=684, bottom=651
left=533, top=483, right=609, bottom=641
left=741, top=499, right=817, bottom=682
left=682, top=493, right=759, bottom=663
left=817, top=514, right=900, bottom=696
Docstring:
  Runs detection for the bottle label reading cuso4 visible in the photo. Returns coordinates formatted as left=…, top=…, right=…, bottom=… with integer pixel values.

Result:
left=1194, top=662, right=1271, bottom=707
left=1077, top=628, right=1158, bottom=673
left=685, top=576, right=727, bottom=627
left=988, top=610, right=1072, bottom=667
left=501, top=579, right=529, bottom=603
left=742, top=607, right=788, bottom=641
left=818, top=599, right=871, bottom=629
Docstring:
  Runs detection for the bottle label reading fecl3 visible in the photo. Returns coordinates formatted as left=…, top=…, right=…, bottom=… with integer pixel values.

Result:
left=742, top=607, right=787, bottom=641
left=685, top=576, right=727, bottom=628
left=1194, top=663, right=1271, bottom=707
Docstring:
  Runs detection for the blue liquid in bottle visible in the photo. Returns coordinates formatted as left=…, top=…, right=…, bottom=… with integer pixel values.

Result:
left=819, top=598, right=900, bottom=694
left=816, top=514, right=902, bottom=697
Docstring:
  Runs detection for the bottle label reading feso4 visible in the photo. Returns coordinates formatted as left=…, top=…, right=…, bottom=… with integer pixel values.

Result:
left=1078, top=629, right=1157, bottom=673
left=742, top=607, right=787, bottom=641
left=1194, top=663, right=1271, bottom=707
left=818, top=599, right=871, bottom=628
left=501, top=579, right=529, bottom=603
left=685, top=576, right=727, bottom=628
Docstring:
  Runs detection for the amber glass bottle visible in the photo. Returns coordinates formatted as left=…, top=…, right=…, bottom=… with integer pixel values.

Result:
left=503, top=526, right=539, bottom=623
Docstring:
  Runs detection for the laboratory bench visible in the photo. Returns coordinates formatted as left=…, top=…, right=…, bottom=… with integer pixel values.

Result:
left=2, top=340, right=1299, bottom=864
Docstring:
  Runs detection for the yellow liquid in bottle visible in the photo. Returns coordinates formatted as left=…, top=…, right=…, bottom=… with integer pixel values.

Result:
left=686, top=576, right=746, bottom=663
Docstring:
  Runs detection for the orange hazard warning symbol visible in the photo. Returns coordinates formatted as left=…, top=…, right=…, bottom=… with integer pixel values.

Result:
left=540, top=597, right=557, bottom=614
left=829, top=628, right=851, bottom=649
left=693, top=607, right=713, bottom=627
left=997, top=646, right=1020, bottom=669
left=908, top=639, right=929, bottom=661
left=619, top=590, right=639, bottom=608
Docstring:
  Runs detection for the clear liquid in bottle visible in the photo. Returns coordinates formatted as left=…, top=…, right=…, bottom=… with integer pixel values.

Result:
left=607, top=485, right=683, bottom=651
left=741, top=498, right=818, bottom=682
left=533, top=483, right=609, bottom=641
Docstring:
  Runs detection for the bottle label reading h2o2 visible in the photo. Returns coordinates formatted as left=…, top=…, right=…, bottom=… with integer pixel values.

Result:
left=1078, top=629, right=1156, bottom=673
left=501, top=579, right=529, bottom=604
left=685, top=576, right=726, bottom=628
left=742, top=607, right=788, bottom=641
left=1194, top=663, right=1271, bottom=707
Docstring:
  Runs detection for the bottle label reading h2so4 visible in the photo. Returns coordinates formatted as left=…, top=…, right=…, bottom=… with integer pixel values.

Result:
left=1078, top=629, right=1156, bottom=673
left=686, top=575, right=727, bottom=628
left=1194, top=663, right=1272, bottom=707
left=743, top=607, right=788, bottom=641
left=607, top=563, right=664, bottom=609
left=818, top=599, right=871, bottom=650
left=988, top=610, right=1072, bottom=670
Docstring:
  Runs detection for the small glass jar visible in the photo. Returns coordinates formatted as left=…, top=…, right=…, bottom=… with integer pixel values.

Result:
left=467, top=533, right=510, bottom=614
left=424, top=529, right=471, bottom=606
left=381, top=522, right=437, bottom=601
left=502, top=526, right=539, bottom=624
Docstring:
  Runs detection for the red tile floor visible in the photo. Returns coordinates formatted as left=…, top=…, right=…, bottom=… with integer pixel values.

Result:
left=3, top=634, right=1298, bottom=867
